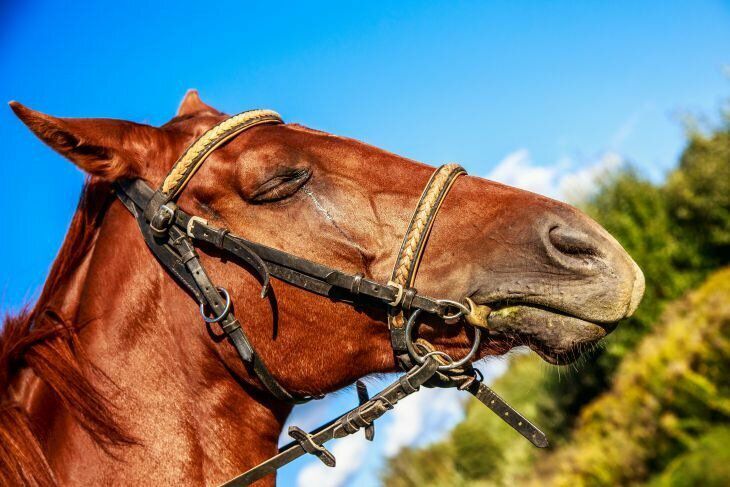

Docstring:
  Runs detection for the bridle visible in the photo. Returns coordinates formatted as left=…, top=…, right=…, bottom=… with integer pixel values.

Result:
left=114, top=109, right=547, bottom=485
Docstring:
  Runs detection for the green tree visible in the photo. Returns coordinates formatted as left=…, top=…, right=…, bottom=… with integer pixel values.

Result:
left=666, top=127, right=730, bottom=271
left=649, top=426, right=730, bottom=487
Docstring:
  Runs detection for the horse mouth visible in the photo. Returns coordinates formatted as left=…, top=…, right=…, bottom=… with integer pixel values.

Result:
left=483, top=304, right=618, bottom=365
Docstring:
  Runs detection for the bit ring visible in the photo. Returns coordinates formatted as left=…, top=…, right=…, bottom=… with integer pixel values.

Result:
left=405, top=309, right=481, bottom=371
left=200, top=287, right=231, bottom=323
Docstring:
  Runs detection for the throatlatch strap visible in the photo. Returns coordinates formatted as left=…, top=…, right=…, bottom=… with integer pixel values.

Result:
left=388, top=163, right=466, bottom=351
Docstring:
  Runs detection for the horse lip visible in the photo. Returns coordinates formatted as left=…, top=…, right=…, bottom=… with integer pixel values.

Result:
left=474, top=301, right=618, bottom=364
left=472, top=295, right=622, bottom=327
left=482, top=300, right=621, bottom=332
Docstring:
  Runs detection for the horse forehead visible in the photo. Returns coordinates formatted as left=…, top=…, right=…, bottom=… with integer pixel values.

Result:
left=222, top=124, right=355, bottom=167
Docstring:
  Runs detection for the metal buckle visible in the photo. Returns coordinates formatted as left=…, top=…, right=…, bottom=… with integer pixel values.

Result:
left=186, top=215, right=209, bottom=238
left=149, top=203, right=176, bottom=235
left=387, top=281, right=405, bottom=306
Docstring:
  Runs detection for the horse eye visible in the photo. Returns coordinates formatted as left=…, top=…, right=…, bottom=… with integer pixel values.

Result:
left=250, top=168, right=311, bottom=203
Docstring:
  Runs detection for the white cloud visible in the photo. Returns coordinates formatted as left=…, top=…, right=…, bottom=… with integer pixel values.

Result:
left=297, top=432, right=369, bottom=487
left=381, top=387, right=456, bottom=456
left=487, top=149, right=623, bottom=202
left=487, top=149, right=562, bottom=198
left=557, top=152, right=622, bottom=202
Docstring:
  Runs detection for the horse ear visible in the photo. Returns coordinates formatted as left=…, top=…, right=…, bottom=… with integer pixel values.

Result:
left=9, top=101, right=160, bottom=181
left=177, top=89, right=221, bottom=117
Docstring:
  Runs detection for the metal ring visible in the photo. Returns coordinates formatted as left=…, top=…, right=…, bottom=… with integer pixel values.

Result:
left=199, top=287, right=231, bottom=323
left=437, top=299, right=472, bottom=321
left=404, top=309, right=481, bottom=371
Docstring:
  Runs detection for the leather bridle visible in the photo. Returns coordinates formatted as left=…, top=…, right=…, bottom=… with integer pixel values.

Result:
left=114, top=109, right=547, bottom=485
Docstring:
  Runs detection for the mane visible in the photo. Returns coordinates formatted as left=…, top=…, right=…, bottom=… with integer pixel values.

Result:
left=0, top=179, right=136, bottom=485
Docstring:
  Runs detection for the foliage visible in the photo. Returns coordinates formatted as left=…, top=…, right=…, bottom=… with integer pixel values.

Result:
left=666, top=128, right=730, bottom=270
left=525, top=268, right=730, bottom=485
left=648, top=426, right=730, bottom=487
left=381, top=441, right=463, bottom=487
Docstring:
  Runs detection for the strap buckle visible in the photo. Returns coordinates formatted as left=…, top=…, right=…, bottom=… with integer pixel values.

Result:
left=186, top=215, right=209, bottom=238
left=149, top=203, right=177, bottom=237
left=387, top=281, right=404, bottom=306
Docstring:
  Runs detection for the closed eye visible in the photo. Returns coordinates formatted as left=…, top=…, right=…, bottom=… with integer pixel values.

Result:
left=250, top=168, right=311, bottom=203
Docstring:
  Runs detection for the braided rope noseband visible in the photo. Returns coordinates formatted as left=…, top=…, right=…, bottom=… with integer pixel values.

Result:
left=387, top=163, right=466, bottom=350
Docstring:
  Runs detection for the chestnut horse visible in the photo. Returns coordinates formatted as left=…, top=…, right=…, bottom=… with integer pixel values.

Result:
left=1, top=91, right=644, bottom=485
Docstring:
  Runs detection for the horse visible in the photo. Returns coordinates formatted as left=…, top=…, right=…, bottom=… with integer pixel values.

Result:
left=1, top=90, right=644, bottom=485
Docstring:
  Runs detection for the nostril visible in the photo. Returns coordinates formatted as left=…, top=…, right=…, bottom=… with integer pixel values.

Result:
left=548, top=226, right=600, bottom=258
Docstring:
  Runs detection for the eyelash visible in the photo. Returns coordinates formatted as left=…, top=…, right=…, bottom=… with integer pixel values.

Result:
left=250, top=168, right=311, bottom=203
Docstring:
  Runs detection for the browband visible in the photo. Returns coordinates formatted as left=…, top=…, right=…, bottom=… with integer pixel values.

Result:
left=162, top=109, right=283, bottom=198
left=144, top=109, right=283, bottom=222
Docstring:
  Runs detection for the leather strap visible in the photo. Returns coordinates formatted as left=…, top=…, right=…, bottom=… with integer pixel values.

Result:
left=117, top=183, right=299, bottom=403
left=221, top=356, right=441, bottom=486
left=118, top=179, right=454, bottom=318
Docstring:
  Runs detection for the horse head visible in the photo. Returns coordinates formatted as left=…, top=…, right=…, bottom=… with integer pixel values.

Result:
left=6, top=91, right=644, bottom=483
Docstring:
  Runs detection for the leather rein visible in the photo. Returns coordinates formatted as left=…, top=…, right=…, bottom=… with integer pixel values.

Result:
left=114, top=109, right=547, bottom=485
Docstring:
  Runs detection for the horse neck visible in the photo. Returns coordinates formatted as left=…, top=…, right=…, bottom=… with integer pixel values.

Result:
left=20, top=198, right=291, bottom=485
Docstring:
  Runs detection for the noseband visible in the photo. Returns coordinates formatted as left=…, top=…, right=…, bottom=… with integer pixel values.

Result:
left=115, top=109, right=547, bottom=485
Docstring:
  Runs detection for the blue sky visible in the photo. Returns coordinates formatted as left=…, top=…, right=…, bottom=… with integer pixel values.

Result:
left=1, top=1, right=728, bottom=485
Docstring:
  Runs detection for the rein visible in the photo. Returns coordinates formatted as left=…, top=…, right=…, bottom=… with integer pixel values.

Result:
left=114, top=109, right=547, bottom=485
